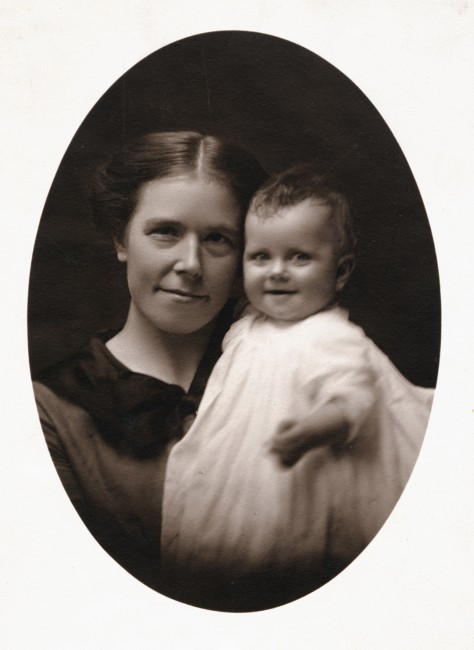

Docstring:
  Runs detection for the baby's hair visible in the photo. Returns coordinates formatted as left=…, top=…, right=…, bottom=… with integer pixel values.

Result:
left=249, top=164, right=356, bottom=257
left=91, top=131, right=268, bottom=244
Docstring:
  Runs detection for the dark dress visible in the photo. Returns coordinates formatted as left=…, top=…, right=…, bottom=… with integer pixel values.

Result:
left=33, top=305, right=340, bottom=611
left=33, top=307, right=232, bottom=597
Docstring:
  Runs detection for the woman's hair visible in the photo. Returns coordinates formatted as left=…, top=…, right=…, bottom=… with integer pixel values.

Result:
left=250, top=164, right=356, bottom=257
left=91, top=131, right=268, bottom=243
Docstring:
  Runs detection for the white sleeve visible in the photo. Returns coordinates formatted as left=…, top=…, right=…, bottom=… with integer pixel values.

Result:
left=302, top=322, right=376, bottom=443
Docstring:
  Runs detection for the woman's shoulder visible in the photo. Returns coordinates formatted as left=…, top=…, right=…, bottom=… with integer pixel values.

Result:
left=33, top=378, right=79, bottom=411
left=32, top=336, right=116, bottom=442
left=33, top=331, right=180, bottom=407
left=34, top=331, right=123, bottom=386
left=33, top=332, right=192, bottom=459
left=33, top=379, right=95, bottom=448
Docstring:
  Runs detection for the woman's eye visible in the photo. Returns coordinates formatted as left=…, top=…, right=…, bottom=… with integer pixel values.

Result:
left=150, top=225, right=179, bottom=239
left=206, top=232, right=232, bottom=245
left=204, top=232, right=236, bottom=254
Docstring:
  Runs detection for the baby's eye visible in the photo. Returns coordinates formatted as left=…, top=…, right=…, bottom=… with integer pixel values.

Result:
left=291, top=251, right=311, bottom=263
left=249, top=251, right=270, bottom=263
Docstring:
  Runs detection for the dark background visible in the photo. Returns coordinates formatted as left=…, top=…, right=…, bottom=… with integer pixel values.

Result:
left=28, top=31, right=440, bottom=387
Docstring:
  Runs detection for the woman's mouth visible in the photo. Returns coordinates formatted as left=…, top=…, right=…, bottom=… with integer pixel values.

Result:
left=158, top=287, right=208, bottom=301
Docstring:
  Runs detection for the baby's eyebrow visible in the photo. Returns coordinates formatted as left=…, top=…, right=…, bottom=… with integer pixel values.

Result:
left=244, top=246, right=268, bottom=253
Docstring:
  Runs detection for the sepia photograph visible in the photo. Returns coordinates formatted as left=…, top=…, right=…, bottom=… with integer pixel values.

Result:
left=28, top=31, right=438, bottom=612
left=2, top=2, right=473, bottom=648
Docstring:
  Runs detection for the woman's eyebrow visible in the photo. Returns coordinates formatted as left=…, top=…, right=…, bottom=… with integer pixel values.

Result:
left=142, top=217, right=240, bottom=238
left=209, top=224, right=241, bottom=238
left=143, top=217, right=181, bottom=228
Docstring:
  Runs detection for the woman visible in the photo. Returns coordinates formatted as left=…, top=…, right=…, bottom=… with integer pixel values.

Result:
left=32, top=131, right=267, bottom=606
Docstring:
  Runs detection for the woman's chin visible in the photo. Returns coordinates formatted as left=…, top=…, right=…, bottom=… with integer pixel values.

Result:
left=151, top=314, right=218, bottom=337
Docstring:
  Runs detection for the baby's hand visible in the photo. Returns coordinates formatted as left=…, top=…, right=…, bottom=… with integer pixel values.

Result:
left=269, top=419, right=318, bottom=468
left=270, top=405, right=349, bottom=467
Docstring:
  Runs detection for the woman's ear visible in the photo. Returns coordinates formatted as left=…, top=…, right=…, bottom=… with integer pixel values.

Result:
left=114, top=238, right=127, bottom=263
left=335, top=254, right=355, bottom=291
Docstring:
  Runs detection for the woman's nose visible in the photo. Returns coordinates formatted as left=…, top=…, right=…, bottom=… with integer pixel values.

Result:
left=173, top=236, right=202, bottom=278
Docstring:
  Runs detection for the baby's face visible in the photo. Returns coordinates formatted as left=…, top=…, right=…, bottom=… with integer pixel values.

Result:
left=243, top=199, right=347, bottom=321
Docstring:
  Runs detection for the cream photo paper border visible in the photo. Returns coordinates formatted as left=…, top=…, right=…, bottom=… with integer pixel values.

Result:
left=2, top=2, right=473, bottom=648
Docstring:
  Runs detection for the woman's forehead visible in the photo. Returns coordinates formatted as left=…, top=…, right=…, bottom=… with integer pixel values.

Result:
left=131, top=174, right=241, bottom=228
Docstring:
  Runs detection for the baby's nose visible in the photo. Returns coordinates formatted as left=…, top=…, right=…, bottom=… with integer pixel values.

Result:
left=269, top=260, right=289, bottom=280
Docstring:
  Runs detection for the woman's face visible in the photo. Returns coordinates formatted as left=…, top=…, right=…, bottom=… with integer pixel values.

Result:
left=116, top=174, right=242, bottom=335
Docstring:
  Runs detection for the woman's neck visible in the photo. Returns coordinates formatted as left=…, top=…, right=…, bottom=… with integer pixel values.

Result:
left=106, top=305, right=214, bottom=391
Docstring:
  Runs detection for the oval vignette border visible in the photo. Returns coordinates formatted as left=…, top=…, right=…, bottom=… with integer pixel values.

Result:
left=27, top=29, right=441, bottom=611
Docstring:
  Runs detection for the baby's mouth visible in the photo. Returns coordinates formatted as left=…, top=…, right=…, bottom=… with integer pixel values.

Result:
left=264, top=290, right=297, bottom=295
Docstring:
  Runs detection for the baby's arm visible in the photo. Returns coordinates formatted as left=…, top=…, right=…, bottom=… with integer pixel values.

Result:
left=270, top=400, right=349, bottom=467
left=270, top=314, right=376, bottom=467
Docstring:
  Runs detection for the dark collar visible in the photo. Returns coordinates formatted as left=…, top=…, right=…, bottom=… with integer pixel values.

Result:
left=36, top=304, right=234, bottom=458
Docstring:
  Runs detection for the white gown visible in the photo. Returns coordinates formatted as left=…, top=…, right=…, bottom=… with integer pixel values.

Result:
left=161, top=307, right=434, bottom=580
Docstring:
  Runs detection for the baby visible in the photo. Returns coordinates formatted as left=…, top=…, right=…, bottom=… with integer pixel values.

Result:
left=161, top=165, right=434, bottom=593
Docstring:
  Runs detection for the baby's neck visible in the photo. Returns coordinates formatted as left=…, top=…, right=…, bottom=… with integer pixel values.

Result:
left=106, top=306, right=213, bottom=391
left=260, top=298, right=340, bottom=324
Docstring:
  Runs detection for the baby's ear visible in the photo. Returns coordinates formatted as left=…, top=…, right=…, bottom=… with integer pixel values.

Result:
left=335, top=254, right=355, bottom=291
